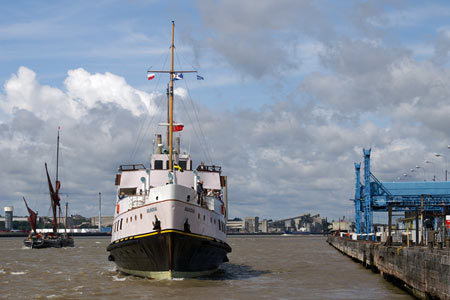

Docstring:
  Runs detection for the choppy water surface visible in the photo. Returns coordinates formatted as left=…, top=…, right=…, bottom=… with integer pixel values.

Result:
left=0, top=235, right=412, bottom=299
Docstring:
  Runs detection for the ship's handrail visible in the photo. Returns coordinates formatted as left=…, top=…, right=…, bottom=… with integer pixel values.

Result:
left=127, top=195, right=145, bottom=209
left=196, top=164, right=221, bottom=172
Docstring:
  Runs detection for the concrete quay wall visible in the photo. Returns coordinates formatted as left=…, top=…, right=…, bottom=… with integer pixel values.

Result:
left=327, top=236, right=450, bottom=300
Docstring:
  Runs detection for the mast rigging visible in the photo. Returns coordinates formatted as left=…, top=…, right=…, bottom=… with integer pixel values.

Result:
left=146, top=21, right=196, bottom=171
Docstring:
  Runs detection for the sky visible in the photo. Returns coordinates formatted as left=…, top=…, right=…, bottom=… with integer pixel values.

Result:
left=2, top=0, right=450, bottom=222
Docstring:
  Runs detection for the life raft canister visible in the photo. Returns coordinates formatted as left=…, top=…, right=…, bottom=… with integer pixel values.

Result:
left=116, top=203, right=120, bottom=214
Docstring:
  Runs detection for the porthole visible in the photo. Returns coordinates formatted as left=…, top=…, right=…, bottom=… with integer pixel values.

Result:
left=187, top=195, right=190, bottom=202
left=210, top=217, right=212, bottom=223
left=214, top=219, right=216, bottom=224
left=156, top=196, right=159, bottom=201
left=140, top=213, right=143, bottom=219
left=126, top=218, right=128, bottom=223
left=198, top=213, right=200, bottom=219
left=135, top=215, right=137, bottom=221
left=203, top=215, right=205, bottom=221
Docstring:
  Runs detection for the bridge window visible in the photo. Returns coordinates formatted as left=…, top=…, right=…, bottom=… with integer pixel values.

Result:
left=154, top=160, right=163, bottom=170
left=119, top=187, right=137, bottom=196
left=179, top=160, right=187, bottom=170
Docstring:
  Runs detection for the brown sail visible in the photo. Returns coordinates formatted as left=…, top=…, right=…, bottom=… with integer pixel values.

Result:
left=23, top=128, right=74, bottom=249
left=45, top=162, right=61, bottom=233
left=23, top=197, right=37, bottom=234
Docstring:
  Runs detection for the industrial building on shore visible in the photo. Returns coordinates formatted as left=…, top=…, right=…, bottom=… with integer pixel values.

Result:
left=226, top=213, right=328, bottom=234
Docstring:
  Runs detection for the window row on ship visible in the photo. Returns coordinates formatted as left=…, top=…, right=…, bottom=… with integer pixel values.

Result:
left=153, top=159, right=192, bottom=170
left=112, top=212, right=226, bottom=234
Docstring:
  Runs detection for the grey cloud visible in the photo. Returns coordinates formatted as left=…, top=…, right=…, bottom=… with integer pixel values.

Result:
left=432, top=30, right=450, bottom=66
left=11, top=109, right=44, bottom=138
left=320, top=39, right=410, bottom=76
left=191, top=0, right=334, bottom=79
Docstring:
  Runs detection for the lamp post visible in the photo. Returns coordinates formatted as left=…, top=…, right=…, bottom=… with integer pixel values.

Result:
left=98, top=192, right=102, bottom=231
left=424, top=160, right=435, bottom=181
left=435, top=153, right=447, bottom=181
left=416, top=165, right=426, bottom=181
left=398, top=174, right=408, bottom=181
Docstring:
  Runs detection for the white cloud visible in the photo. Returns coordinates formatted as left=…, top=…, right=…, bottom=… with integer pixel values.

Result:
left=64, top=68, right=157, bottom=117
left=1, top=67, right=159, bottom=121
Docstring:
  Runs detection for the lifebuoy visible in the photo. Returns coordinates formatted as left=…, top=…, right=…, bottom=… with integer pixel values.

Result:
left=117, top=203, right=120, bottom=214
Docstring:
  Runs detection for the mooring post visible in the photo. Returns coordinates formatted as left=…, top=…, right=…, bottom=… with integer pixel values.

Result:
left=415, top=205, right=419, bottom=246
left=387, top=203, right=392, bottom=246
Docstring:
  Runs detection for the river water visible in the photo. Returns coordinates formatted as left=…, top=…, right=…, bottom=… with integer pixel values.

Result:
left=0, top=235, right=412, bottom=299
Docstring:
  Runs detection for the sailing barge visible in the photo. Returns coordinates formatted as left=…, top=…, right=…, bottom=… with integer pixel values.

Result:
left=23, top=129, right=74, bottom=249
left=107, top=21, right=231, bottom=279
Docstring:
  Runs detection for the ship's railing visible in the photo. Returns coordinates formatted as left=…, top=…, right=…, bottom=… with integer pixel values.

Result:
left=127, top=195, right=145, bottom=209
left=196, top=164, right=221, bottom=172
left=203, top=196, right=224, bottom=214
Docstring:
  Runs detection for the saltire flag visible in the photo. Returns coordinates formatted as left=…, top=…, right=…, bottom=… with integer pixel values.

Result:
left=147, top=73, right=155, bottom=80
left=172, top=73, right=183, bottom=80
left=196, top=75, right=204, bottom=80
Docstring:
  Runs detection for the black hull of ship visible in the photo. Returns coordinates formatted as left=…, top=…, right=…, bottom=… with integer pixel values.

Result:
left=107, top=229, right=231, bottom=279
left=24, top=234, right=74, bottom=249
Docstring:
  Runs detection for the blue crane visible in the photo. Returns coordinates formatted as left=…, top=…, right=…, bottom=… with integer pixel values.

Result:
left=353, top=148, right=450, bottom=241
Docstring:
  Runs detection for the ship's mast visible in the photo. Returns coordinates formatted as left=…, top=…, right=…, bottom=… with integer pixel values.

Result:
left=147, top=21, right=196, bottom=171
left=56, top=127, right=60, bottom=182
left=169, top=21, right=175, bottom=171
left=56, top=127, right=61, bottom=230
left=166, top=83, right=170, bottom=149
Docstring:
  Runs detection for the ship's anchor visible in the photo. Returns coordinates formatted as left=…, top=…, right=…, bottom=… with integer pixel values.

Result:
left=184, top=219, right=191, bottom=233
left=153, top=215, right=161, bottom=231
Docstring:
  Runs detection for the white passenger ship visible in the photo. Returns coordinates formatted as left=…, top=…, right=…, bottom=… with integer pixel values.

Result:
left=107, top=21, right=231, bottom=279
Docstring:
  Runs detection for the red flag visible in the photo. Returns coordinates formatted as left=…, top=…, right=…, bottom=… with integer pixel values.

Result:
left=173, top=124, right=184, bottom=132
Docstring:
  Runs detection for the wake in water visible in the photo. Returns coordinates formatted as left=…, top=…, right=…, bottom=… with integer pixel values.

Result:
left=197, top=263, right=270, bottom=281
left=112, top=275, right=127, bottom=281
left=11, top=271, right=28, bottom=275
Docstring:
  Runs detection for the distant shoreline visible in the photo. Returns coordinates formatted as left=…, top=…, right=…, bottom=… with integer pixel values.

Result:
left=0, top=231, right=111, bottom=238
left=228, top=232, right=327, bottom=236
left=1, top=231, right=328, bottom=238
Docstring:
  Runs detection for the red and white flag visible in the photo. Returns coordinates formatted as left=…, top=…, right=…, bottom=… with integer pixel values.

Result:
left=147, top=73, right=155, bottom=80
left=173, top=124, right=184, bottom=132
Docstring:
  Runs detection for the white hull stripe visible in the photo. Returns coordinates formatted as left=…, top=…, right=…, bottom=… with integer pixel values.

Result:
left=117, top=266, right=217, bottom=279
